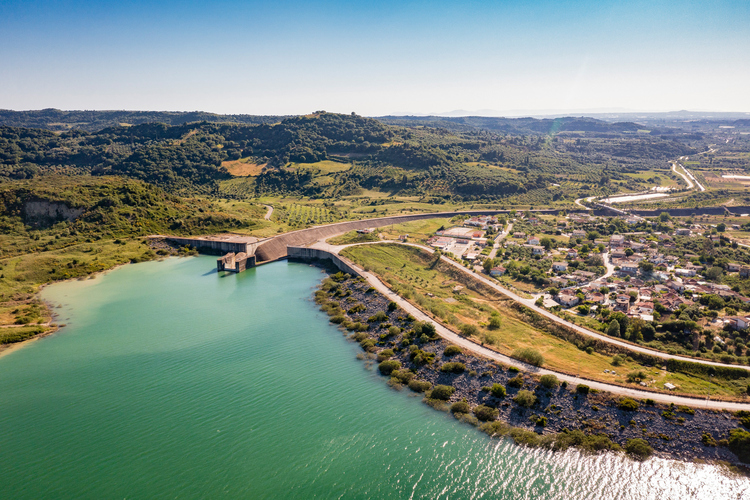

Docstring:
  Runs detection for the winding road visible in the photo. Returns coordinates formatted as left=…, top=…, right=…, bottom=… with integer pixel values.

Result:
left=263, top=204, right=274, bottom=220
left=311, top=238, right=750, bottom=410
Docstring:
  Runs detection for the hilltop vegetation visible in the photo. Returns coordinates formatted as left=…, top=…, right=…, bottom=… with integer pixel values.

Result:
left=0, top=111, right=701, bottom=203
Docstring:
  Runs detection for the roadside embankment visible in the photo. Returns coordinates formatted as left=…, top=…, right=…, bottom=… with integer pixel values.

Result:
left=314, top=270, right=750, bottom=465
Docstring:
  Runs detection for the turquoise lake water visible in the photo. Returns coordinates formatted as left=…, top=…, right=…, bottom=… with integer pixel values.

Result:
left=0, top=256, right=748, bottom=499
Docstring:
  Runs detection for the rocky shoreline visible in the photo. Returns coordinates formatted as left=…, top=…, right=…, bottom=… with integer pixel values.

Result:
left=314, top=268, right=750, bottom=467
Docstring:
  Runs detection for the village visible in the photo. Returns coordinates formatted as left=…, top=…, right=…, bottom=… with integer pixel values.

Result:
left=424, top=211, right=750, bottom=361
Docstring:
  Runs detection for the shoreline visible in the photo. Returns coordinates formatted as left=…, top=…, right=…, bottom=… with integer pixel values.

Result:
left=0, top=252, right=186, bottom=357
left=313, top=266, right=750, bottom=467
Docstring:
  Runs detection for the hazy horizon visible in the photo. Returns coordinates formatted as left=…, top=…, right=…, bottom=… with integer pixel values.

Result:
left=2, top=0, right=749, bottom=115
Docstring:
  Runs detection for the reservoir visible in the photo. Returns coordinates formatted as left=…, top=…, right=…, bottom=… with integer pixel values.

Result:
left=0, top=256, right=748, bottom=498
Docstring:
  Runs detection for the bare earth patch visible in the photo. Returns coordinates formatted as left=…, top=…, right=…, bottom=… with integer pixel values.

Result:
left=222, top=159, right=266, bottom=177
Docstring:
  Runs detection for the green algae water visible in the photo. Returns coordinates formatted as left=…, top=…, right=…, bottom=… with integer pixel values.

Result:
left=0, top=256, right=748, bottom=499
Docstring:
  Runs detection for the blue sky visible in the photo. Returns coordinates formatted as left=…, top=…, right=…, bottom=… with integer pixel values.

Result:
left=1, top=0, right=748, bottom=115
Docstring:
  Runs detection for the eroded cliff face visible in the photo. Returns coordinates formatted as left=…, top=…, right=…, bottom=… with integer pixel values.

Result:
left=23, top=200, right=84, bottom=226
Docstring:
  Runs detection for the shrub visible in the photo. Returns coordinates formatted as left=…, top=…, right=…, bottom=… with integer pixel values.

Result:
left=367, top=311, right=388, bottom=323
left=539, top=374, right=559, bottom=388
left=617, top=398, right=639, bottom=411
left=488, top=315, right=502, bottom=330
left=391, top=369, right=415, bottom=384
left=507, top=376, right=524, bottom=388
left=360, top=339, right=376, bottom=351
left=387, top=326, right=401, bottom=336
left=626, top=370, right=647, bottom=383
left=330, top=315, right=346, bottom=324
left=736, top=410, right=750, bottom=428
left=533, top=415, right=548, bottom=427
left=473, top=404, right=499, bottom=421
left=444, top=345, right=462, bottom=356
left=451, top=400, right=470, bottom=414
left=459, top=323, right=479, bottom=337
left=731, top=428, right=750, bottom=463
left=490, top=383, right=506, bottom=398
left=512, top=348, right=544, bottom=367
left=377, top=349, right=394, bottom=362
left=576, top=384, right=590, bottom=395
left=378, top=360, right=401, bottom=376
left=430, top=385, right=456, bottom=400
left=408, top=380, right=432, bottom=393
left=387, top=301, right=398, bottom=311
left=411, top=349, right=436, bottom=366
left=611, top=354, right=625, bottom=366
left=440, top=362, right=466, bottom=374
left=514, top=390, right=537, bottom=407
left=508, top=366, right=520, bottom=373
left=702, top=433, right=717, bottom=447
left=624, top=438, right=653, bottom=461
left=347, top=303, right=366, bottom=314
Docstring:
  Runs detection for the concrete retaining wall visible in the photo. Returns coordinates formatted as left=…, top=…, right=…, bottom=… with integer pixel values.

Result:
left=166, top=237, right=252, bottom=255
left=287, top=246, right=362, bottom=276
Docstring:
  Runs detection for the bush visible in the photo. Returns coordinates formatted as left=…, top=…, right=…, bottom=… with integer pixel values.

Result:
left=430, top=385, right=456, bottom=400
left=444, top=345, right=462, bottom=356
left=730, top=428, right=750, bottom=463
left=617, top=398, right=639, bottom=411
left=450, top=400, right=470, bottom=414
left=459, top=323, right=478, bottom=337
left=390, top=369, right=414, bottom=384
left=378, top=360, right=401, bottom=376
left=387, top=301, right=398, bottom=311
left=408, top=379, right=432, bottom=393
left=474, top=404, right=499, bottom=422
left=507, top=376, right=524, bottom=388
left=611, top=354, right=625, bottom=366
left=539, top=374, right=558, bottom=388
left=330, top=315, right=346, bottom=324
left=576, top=384, right=590, bottom=395
left=360, top=339, right=376, bottom=351
left=490, top=383, right=506, bottom=398
left=440, top=362, right=466, bottom=374
left=367, top=311, right=388, bottom=323
left=626, top=370, right=647, bottom=383
left=514, top=390, right=537, bottom=407
left=488, top=315, right=502, bottom=330
left=387, top=326, right=401, bottom=336
left=512, top=348, right=544, bottom=367
left=377, top=349, right=394, bottom=362
left=624, top=438, right=653, bottom=461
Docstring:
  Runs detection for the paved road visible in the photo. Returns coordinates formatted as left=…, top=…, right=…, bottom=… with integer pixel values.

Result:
left=263, top=205, right=274, bottom=220
left=574, top=196, right=596, bottom=209
left=321, top=242, right=750, bottom=410
left=315, top=236, right=750, bottom=373
left=488, top=223, right=512, bottom=259
left=671, top=161, right=695, bottom=190
left=601, top=252, right=616, bottom=280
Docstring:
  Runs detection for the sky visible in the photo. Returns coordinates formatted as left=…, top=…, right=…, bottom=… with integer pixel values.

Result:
left=1, top=0, right=749, bottom=116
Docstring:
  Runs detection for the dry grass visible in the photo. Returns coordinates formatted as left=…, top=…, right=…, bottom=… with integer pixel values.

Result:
left=222, top=159, right=266, bottom=177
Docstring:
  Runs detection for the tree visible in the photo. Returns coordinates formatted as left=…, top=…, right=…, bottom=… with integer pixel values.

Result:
left=540, top=237, right=553, bottom=250
left=705, top=267, right=723, bottom=281
left=639, top=261, right=654, bottom=273
left=549, top=287, right=559, bottom=297
left=607, top=319, right=621, bottom=337
left=717, top=222, right=726, bottom=232
left=659, top=212, right=671, bottom=222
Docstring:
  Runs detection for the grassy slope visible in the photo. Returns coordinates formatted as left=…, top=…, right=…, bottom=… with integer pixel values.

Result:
left=0, top=175, right=269, bottom=344
left=340, top=243, right=748, bottom=398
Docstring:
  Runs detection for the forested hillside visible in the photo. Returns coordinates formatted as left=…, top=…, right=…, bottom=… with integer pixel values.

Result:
left=0, top=111, right=700, bottom=202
